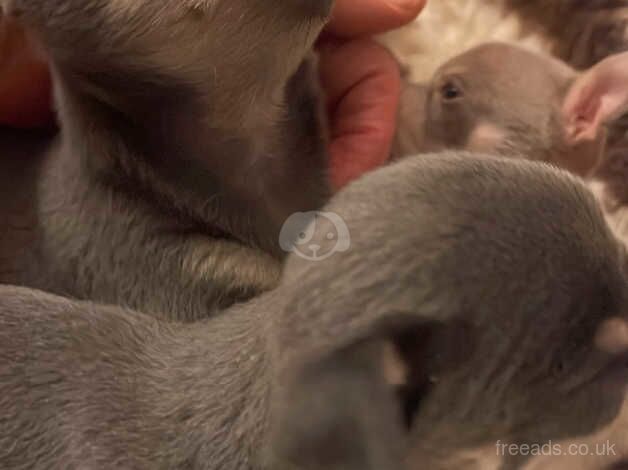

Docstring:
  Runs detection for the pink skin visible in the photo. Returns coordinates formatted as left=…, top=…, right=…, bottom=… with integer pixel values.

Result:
left=563, top=51, right=628, bottom=144
left=321, top=0, right=426, bottom=189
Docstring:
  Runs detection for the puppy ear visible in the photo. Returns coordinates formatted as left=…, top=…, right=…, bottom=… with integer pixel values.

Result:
left=561, top=52, right=628, bottom=174
left=270, top=339, right=406, bottom=470
left=269, top=315, right=474, bottom=470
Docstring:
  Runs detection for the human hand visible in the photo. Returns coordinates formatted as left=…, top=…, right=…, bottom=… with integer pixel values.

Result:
left=319, top=0, right=426, bottom=190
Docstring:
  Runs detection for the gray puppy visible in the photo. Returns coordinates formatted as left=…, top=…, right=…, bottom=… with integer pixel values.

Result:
left=2, top=154, right=628, bottom=470
left=394, top=42, right=628, bottom=174
left=0, top=0, right=332, bottom=320
left=394, top=43, right=628, bottom=241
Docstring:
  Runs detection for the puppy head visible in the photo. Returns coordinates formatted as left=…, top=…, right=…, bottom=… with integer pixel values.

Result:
left=1, top=0, right=334, bottom=250
left=271, top=154, right=628, bottom=469
left=398, top=43, right=628, bottom=179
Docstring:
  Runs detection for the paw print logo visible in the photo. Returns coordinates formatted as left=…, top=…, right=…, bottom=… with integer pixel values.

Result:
left=279, top=211, right=351, bottom=261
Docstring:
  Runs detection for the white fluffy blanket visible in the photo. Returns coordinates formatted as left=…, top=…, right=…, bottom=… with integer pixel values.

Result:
left=377, top=0, right=552, bottom=83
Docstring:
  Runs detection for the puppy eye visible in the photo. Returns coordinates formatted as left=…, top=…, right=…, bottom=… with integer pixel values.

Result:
left=441, top=82, right=462, bottom=101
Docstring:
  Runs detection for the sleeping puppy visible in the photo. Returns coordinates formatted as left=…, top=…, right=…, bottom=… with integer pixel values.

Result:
left=2, top=154, right=628, bottom=470
left=0, top=0, right=332, bottom=320
left=394, top=42, right=628, bottom=244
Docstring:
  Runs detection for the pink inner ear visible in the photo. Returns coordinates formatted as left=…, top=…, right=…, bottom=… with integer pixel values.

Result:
left=570, top=89, right=600, bottom=135
left=563, top=51, right=628, bottom=144
left=564, top=80, right=605, bottom=143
